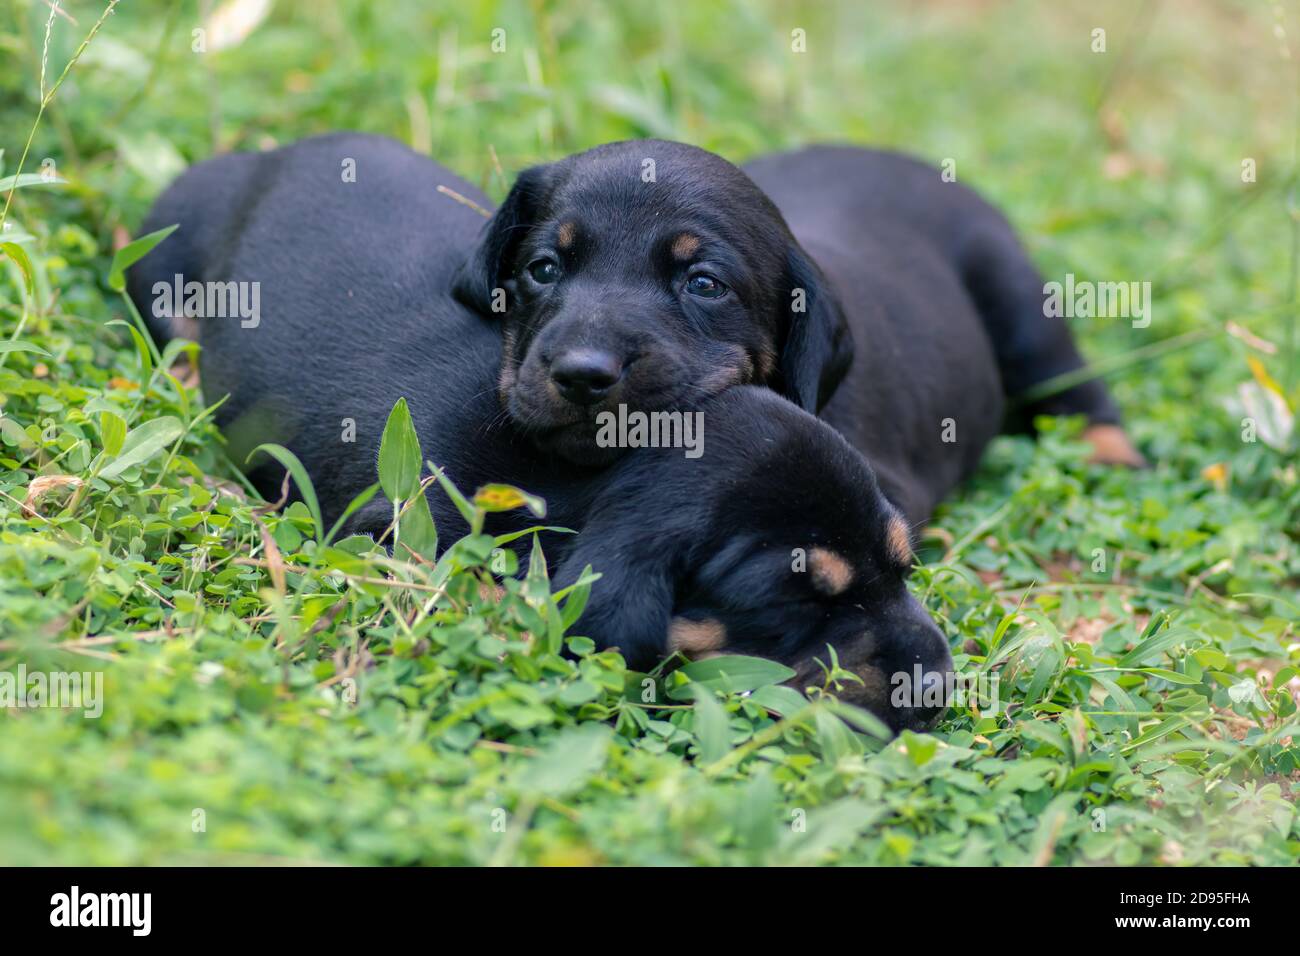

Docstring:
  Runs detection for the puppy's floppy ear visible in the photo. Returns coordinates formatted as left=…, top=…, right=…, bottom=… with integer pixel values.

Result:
left=451, top=164, right=553, bottom=314
left=777, top=243, right=854, bottom=412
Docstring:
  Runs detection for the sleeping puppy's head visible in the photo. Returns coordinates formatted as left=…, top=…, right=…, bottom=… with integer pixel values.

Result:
left=556, top=387, right=954, bottom=736
left=452, top=140, right=852, bottom=465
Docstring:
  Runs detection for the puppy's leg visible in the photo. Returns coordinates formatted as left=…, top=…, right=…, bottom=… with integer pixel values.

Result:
left=957, top=222, right=1146, bottom=467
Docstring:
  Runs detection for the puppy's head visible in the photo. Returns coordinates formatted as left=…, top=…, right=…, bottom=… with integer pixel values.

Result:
left=560, top=388, right=954, bottom=735
left=452, top=140, right=851, bottom=464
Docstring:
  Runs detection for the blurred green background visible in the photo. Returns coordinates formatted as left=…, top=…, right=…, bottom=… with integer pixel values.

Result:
left=1, top=0, right=1297, bottom=866
left=7, top=0, right=1298, bottom=399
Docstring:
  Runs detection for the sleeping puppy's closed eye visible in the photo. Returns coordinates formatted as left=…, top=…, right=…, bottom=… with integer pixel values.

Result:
left=452, top=139, right=853, bottom=465
left=554, top=385, right=953, bottom=736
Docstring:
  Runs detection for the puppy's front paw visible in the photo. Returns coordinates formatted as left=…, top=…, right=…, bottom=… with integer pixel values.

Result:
left=1083, top=424, right=1148, bottom=469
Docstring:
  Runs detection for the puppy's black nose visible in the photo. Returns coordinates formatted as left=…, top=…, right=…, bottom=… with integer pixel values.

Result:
left=550, top=349, right=622, bottom=405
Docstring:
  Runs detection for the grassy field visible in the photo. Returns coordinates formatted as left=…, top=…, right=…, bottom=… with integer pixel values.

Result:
left=0, top=0, right=1297, bottom=865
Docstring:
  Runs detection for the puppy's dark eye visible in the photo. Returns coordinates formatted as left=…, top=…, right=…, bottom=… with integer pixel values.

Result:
left=527, top=258, right=561, bottom=284
left=684, top=274, right=727, bottom=299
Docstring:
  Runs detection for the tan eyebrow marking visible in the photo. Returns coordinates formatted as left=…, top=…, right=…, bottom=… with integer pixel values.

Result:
left=668, top=617, right=727, bottom=658
left=556, top=221, right=577, bottom=249
left=808, top=547, right=854, bottom=596
left=886, top=516, right=913, bottom=567
left=670, top=233, right=701, bottom=260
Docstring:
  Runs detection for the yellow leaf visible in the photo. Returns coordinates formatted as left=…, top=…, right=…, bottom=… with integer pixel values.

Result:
left=1246, top=355, right=1287, bottom=403
left=473, top=483, right=546, bottom=516
left=1200, top=462, right=1228, bottom=492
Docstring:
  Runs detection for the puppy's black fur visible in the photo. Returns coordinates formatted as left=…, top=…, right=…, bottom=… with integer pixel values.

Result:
left=743, top=146, right=1131, bottom=521
left=556, top=385, right=952, bottom=734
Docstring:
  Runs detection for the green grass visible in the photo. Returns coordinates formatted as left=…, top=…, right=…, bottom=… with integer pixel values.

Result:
left=0, top=0, right=1297, bottom=865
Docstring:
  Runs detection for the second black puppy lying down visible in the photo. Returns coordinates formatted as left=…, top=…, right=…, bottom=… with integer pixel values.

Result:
left=554, top=385, right=953, bottom=735
left=124, top=132, right=949, bottom=733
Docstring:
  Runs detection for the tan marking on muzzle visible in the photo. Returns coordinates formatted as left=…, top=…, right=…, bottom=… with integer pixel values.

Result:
left=787, top=655, right=887, bottom=711
left=698, top=345, right=754, bottom=392
left=886, top=516, right=913, bottom=567
left=808, top=547, right=854, bottom=595
left=671, top=233, right=701, bottom=260
left=556, top=221, right=577, bottom=249
left=668, top=617, right=726, bottom=658
left=852, top=664, right=890, bottom=710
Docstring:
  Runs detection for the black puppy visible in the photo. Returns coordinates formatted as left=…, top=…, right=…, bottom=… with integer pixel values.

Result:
left=126, top=132, right=948, bottom=732
left=454, top=138, right=1139, bottom=524
left=555, top=384, right=952, bottom=734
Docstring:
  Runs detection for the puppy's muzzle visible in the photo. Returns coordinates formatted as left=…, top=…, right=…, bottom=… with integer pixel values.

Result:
left=549, top=348, right=623, bottom=406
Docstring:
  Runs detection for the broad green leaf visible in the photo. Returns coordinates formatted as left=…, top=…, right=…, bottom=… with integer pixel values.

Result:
left=899, top=729, right=938, bottom=766
left=777, top=799, right=881, bottom=865
left=692, top=685, right=730, bottom=763
left=99, top=416, right=184, bottom=479
left=397, top=492, right=438, bottom=562
left=107, top=224, right=178, bottom=292
left=0, top=415, right=35, bottom=451
left=1, top=241, right=35, bottom=296
left=0, top=173, right=67, bottom=191
left=816, top=708, right=862, bottom=762
left=558, top=565, right=594, bottom=629
left=378, top=397, right=422, bottom=502
left=668, top=655, right=797, bottom=700
left=746, top=684, right=809, bottom=717
left=0, top=340, right=50, bottom=357
left=1015, top=719, right=1070, bottom=758
left=111, top=131, right=186, bottom=185
left=1024, top=793, right=1080, bottom=866
left=515, top=725, right=611, bottom=797
left=735, top=771, right=780, bottom=858
left=824, top=698, right=892, bottom=740
left=98, top=411, right=127, bottom=457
